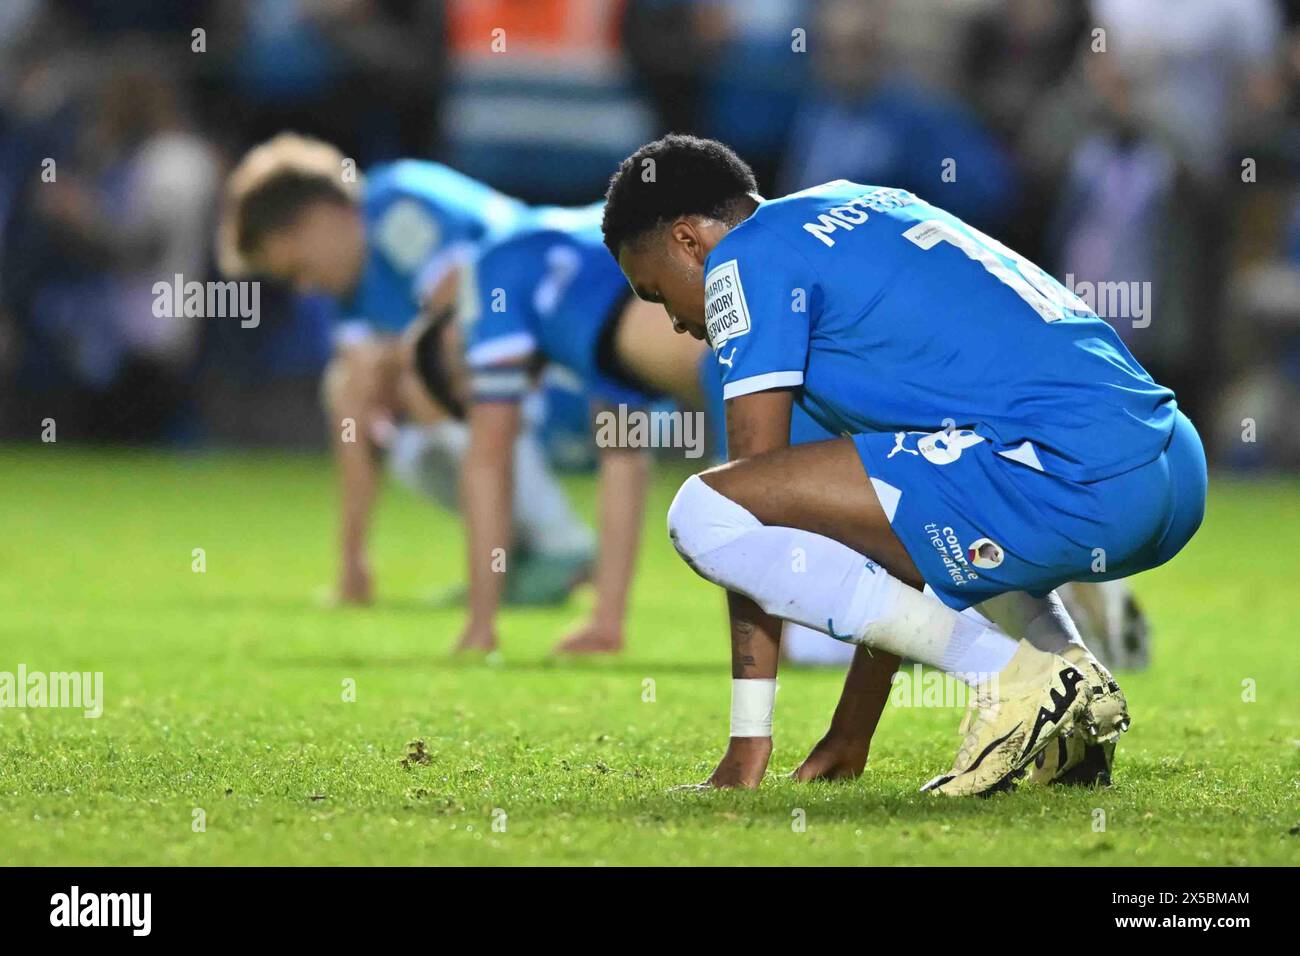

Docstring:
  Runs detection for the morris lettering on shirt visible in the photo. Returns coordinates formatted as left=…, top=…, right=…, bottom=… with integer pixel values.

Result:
left=802, top=187, right=917, bottom=247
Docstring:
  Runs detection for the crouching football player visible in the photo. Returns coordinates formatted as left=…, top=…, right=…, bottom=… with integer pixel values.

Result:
left=219, top=134, right=595, bottom=606
left=602, top=136, right=1207, bottom=796
left=419, top=205, right=715, bottom=655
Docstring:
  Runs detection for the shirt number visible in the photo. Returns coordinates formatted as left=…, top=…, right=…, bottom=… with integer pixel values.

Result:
left=903, top=220, right=1091, bottom=323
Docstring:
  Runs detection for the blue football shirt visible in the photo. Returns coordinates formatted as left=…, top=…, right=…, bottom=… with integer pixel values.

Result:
left=341, top=161, right=528, bottom=334
left=461, top=204, right=640, bottom=404
left=703, top=181, right=1176, bottom=482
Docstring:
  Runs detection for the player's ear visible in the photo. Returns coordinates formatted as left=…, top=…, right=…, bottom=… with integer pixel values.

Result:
left=669, top=219, right=705, bottom=262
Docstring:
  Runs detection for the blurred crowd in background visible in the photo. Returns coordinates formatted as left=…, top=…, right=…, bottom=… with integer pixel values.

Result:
left=2, top=0, right=1299, bottom=468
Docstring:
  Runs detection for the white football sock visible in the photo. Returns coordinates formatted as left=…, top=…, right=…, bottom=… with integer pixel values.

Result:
left=783, top=621, right=857, bottom=666
left=977, top=590, right=1084, bottom=656
left=667, top=475, right=1018, bottom=683
left=510, top=430, right=595, bottom=557
left=389, top=422, right=462, bottom=510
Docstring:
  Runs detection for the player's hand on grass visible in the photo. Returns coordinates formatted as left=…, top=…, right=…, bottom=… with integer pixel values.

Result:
left=791, top=733, right=870, bottom=782
left=336, top=557, right=374, bottom=605
left=694, top=736, right=773, bottom=789
left=454, top=620, right=498, bottom=654
left=552, top=620, right=624, bottom=655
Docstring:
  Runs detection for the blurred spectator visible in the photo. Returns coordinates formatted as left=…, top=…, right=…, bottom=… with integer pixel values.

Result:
left=51, top=0, right=217, bottom=37
left=872, top=0, right=991, bottom=97
left=961, top=0, right=1088, bottom=257
left=780, top=0, right=1016, bottom=233
left=1090, top=0, right=1284, bottom=186
left=693, top=0, right=811, bottom=192
left=964, top=0, right=1089, bottom=141
left=622, top=0, right=716, bottom=134
left=1043, top=50, right=1203, bottom=415
left=1042, top=0, right=1285, bottom=428
left=0, top=1, right=45, bottom=55
left=1211, top=210, right=1300, bottom=470
left=213, top=0, right=446, bottom=164
left=1210, top=8, right=1300, bottom=470
left=1248, top=9, right=1300, bottom=179
left=439, top=0, right=653, bottom=204
left=9, top=43, right=219, bottom=441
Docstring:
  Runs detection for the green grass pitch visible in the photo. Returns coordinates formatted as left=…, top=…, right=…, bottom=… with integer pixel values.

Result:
left=1, top=447, right=1297, bottom=866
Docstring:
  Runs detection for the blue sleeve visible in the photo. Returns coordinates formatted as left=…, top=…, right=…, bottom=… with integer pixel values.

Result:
left=461, top=241, right=544, bottom=403
left=705, top=222, right=818, bottom=401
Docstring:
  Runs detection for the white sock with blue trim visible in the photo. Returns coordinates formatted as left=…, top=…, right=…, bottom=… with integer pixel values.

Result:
left=667, top=475, right=1018, bottom=682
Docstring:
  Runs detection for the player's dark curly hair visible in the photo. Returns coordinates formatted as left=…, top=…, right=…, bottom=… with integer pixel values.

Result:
left=602, top=135, right=758, bottom=256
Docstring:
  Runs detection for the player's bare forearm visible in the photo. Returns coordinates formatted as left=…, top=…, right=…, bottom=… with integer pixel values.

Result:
left=720, top=389, right=794, bottom=680
left=702, top=389, right=794, bottom=788
left=703, top=586, right=782, bottom=789
left=589, top=446, right=650, bottom=637
left=460, top=400, right=520, bottom=645
left=827, top=646, right=900, bottom=738
left=719, top=386, right=795, bottom=666
left=793, top=645, right=899, bottom=782
left=727, top=594, right=780, bottom=678
left=335, top=428, right=379, bottom=561
left=322, top=349, right=388, bottom=603
left=724, top=390, right=794, bottom=463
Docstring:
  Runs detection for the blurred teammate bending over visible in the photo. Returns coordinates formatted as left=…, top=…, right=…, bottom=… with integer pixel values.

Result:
left=413, top=204, right=714, bottom=654
left=603, top=136, right=1206, bottom=796
left=218, top=134, right=594, bottom=608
